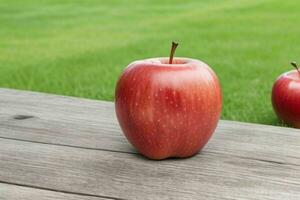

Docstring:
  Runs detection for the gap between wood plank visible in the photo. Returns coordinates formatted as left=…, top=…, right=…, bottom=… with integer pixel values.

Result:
left=0, top=135, right=135, bottom=155
left=205, top=150, right=300, bottom=167
left=0, top=180, right=126, bottom=200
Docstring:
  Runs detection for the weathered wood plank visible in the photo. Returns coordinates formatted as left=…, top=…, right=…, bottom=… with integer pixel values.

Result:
left=0, top=88, right=299, bottom=165
left=0, top=137, right=300, bottom=200
left=0, top=183, right=109, bottom=200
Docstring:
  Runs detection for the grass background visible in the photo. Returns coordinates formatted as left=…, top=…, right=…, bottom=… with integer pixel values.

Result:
left=1, top=0, right=300, bottom=126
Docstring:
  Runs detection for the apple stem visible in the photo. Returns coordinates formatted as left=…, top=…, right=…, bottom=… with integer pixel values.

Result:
left=169, top=42, right=179, bottom=64
left=291, top=61, right=300, bottom=75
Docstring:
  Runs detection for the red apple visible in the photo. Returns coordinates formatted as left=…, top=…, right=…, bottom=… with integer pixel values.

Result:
left=115, top=42, right=222, bottom=159
left=272, top=62, right=300, bottom=128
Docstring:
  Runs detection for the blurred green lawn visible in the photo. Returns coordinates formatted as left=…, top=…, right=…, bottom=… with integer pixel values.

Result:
left=1, top=0, right=300, bottom=126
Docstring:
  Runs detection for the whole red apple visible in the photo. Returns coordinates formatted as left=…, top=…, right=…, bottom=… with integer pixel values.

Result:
left=272, top=62, right=300, bottom=128
left=115, top=42, right=222, bottom=159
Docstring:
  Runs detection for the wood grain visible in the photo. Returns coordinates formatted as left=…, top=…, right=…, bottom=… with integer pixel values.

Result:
left=0, top=183, right=107, bottom=200
left=1, top=137, right=300, bottom=200
left=0, top=88, right=299, bottom=164
left=0, top=88, right=300, bottom=199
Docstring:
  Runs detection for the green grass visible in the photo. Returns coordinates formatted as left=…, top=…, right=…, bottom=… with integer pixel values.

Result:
left=1, top=0, right=300, bottom=126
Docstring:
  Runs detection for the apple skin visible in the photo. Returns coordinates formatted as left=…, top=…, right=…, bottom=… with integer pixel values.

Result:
left=115, top=57, right=222, bottom=160
left=272, top=70, right=300, bottom=128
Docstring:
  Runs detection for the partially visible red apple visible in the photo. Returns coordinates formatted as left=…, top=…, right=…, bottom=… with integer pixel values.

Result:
left=272, top=62, right=300, bottom=128
left=115, top=42, right=222, bottom=159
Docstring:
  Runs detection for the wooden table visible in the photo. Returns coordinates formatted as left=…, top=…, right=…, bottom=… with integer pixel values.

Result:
left=0, top=88, right=300, bottom=200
